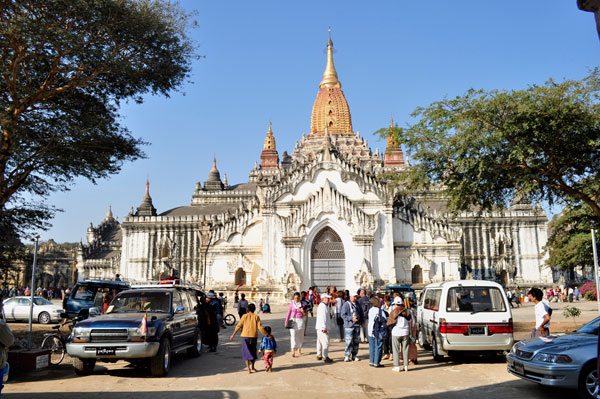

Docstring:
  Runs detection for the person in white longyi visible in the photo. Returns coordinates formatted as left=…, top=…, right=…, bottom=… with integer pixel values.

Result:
left=315, top=294, right=334, bottom=363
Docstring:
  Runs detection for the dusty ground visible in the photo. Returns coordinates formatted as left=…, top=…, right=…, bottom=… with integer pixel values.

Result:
left=3, top=300, right=598, bottom=399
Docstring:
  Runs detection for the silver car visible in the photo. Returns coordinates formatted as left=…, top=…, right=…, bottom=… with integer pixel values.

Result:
left=2, top=296, right=64, bottom=324
left=506, top=316, right=599, bottom=399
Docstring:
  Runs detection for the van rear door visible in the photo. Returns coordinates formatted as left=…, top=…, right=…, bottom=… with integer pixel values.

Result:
left=441, top=286, right=513, bottom=347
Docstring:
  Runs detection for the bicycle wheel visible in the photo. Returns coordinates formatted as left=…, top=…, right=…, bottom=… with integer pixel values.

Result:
left=41, top=335, right=65, bottom=365
left=224, top=313, right=236, bottom=326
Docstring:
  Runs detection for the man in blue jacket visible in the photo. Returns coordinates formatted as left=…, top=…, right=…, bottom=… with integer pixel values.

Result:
left=341, top=291, right=365, bottom=362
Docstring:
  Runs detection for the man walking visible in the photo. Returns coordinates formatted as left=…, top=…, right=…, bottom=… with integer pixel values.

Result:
left=527, top=288, right=551, bottom=337
left=315, top=294, right=333, bottom=363
left=341, top=291, right=365, bottom=362
left=357, top=289, right=371, bottom=343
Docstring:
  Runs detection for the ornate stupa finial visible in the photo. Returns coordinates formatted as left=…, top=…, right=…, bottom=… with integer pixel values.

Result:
left=311, top=29, right=352, bottom=134
left=320, top=27, right=341, bottom=89
left=136, top=179, right=157, bottom=216
left=105, top=205, right=113, bottom=220
left=263, top=120, right=276, bottom=150
left=384, top=117, right=405, bottom=168
left=261, top=121, right=279, bottom=170
left=204, top=157, right=224, bottom=190
left=387, top=116, right=399, bottom=148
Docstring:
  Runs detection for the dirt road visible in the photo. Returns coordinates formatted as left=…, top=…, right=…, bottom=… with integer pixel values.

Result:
left=3, top=300, right=597, bottom=399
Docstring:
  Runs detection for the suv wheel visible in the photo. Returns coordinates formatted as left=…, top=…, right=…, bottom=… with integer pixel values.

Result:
left=150, top=337, right=171, bottom=377
left=187, top=330, right=202, bottom=358
left=73, top=358, right=96, bottom=375
left=578, top=362, right=599, bottom=399
left=432, top=335, right=444, bottom=362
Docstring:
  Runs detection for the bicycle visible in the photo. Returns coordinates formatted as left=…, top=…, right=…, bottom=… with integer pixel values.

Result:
left=223, top=313, right=236, bottom=326
left=40, top=316, right=82, bottom=366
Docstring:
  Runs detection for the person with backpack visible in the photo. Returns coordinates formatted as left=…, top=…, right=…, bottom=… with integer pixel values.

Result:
left=388, top=296, right=411, bottom=372
left=367, top=297, right=387, bottom=368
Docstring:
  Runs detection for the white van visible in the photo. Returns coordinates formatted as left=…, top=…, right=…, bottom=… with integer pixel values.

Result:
left=417, top=280, right=514, bottom=360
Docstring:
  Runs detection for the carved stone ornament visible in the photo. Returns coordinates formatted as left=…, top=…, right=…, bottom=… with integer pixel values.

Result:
left=226, top=254, right=255, bottom=274
left=281, top=259, right=303, bottom=291
left=353, top=258, right=374, bottom=287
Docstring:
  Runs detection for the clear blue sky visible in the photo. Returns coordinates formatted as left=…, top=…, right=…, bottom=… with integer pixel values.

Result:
left=40, top=0, right=600, bottom=243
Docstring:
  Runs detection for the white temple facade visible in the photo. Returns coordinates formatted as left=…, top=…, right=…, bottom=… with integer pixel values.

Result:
left=77, top=35, right=551, bottom=298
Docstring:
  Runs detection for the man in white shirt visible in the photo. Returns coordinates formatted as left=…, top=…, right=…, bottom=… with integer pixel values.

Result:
left=527, top=288, right=550, bottom=337
left=315, top=294, right=333, bottom=363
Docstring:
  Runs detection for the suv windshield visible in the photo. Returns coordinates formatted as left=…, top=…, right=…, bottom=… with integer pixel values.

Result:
left=577, top=317, right=600, bottom=335
left=446, top=287, right=506, bottom=313
left=108, top=291, right=171, bottom=313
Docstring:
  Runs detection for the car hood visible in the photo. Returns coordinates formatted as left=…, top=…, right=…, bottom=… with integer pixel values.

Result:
left=40, top=305, right=63, bottom=312
left=76, top=312, right=169, bottom=329
left=519, top=332, right=597, bottom=353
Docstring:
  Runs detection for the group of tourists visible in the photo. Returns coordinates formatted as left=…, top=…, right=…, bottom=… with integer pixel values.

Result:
left=507, top=285, right=581, bottom=308
left=1, top=285, right=65, bottom=300
left=546, top=286, right=580, bottom=302
left=229, top=286, right=419, bottom=373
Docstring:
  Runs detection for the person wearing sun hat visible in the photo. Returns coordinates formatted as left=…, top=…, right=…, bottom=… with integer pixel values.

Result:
left=315, top=293, right=333, bottom=363
left=389, top=296, right=411, bottom=372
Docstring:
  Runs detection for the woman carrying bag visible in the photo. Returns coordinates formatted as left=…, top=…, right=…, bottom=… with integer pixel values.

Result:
left=284, top=292, right=306, bottom=357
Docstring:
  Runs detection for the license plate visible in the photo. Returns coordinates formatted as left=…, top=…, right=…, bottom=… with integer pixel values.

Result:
left=514, top=361, right=524, bottom=375
left=96, top=347, right=116, bottom=356
left=470, top=326, right=485, bottom=335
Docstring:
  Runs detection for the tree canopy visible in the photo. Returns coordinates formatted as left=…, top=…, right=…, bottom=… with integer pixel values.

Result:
left=545, top=202, right=597, bottom=273
left=377, top=69, right=600, bottom=221
left=0, top=0, right=197, bottom=239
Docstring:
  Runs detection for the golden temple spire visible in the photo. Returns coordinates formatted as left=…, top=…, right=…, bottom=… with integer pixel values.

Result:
left=319, top=27, right=341, bottom=89
left=264, top=120, right=276, bottom=150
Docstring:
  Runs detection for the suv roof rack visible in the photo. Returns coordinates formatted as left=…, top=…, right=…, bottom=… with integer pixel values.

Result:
left=80, top=279, right=129, bottom=285
left=131, top=279, right=203, bottom=291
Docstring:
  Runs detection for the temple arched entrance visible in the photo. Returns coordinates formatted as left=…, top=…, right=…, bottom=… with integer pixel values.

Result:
left=311, top=227, right=345, bottom=289
left=411, top=265, right=423, bottom=284
left=235, top=268, right=246, bottom=286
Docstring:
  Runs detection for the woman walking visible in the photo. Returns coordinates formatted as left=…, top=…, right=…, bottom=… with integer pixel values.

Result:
left=381, top=295, right=392, bottom=360
left=334, top=291, right=346, bottom=342
left=406, top=297, right=418, bottom=365
left=284, top=292, right=306, bottom=357
left=367, top=297, right=386, bottom=367
left=230, top=303, right=268, bottom=373
left=237, top=293, right=249, bottom=319
left=388, top=296, right=411, bottom=372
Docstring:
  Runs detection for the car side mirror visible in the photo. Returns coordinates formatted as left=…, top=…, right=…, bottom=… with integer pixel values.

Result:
left=175, top=305, right=185, bottom=314
left=89, top=307, right=101, bottom=317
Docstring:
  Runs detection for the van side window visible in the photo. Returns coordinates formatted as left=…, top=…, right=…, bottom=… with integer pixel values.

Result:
left=423, top=290, right=432, bottom=309
left=430, top=290, right=441, bottom=311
